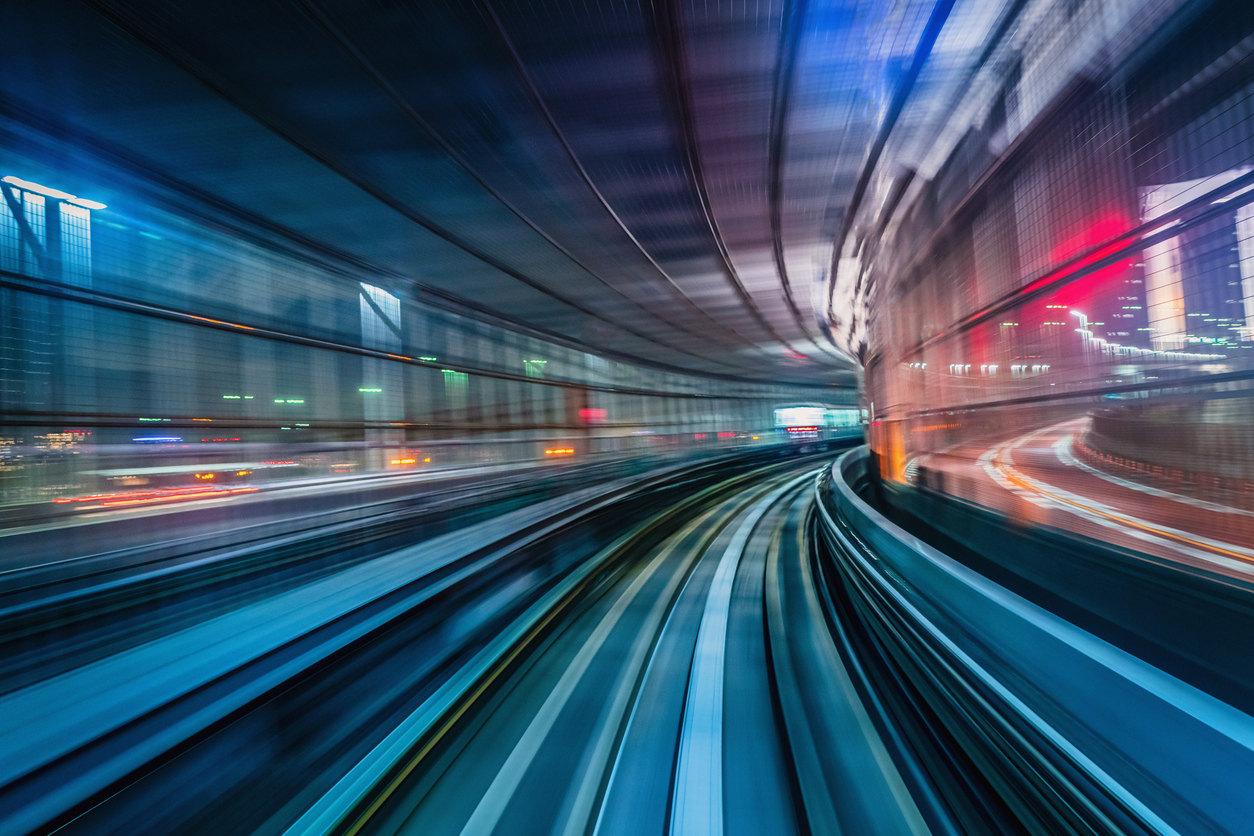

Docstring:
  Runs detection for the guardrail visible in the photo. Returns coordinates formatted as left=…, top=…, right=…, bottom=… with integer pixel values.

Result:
left=816, top=446, right=1254, bottom=836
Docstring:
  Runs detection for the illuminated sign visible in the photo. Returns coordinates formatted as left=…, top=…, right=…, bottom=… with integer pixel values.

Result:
left=774, top=407, right=826, bottom=428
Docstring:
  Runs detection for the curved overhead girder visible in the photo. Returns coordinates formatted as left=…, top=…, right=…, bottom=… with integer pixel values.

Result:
left=81, top=0, right=763, bottom=377
left=649, top=0, right=813, bottom=360
left=822, top=0, right=957, bottom=349
left=476, top=0, right=783, bottom=363
left=766, top=0, right=850, bottom=361
left=0, top=0, right=986, bottom=386
left=293, top=0, right=772, bottom=366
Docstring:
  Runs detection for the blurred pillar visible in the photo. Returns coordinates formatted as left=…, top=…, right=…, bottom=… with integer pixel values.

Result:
left=1238, top=203, right=1254, bottom=340
left=359, top=283, right=405, bottom=471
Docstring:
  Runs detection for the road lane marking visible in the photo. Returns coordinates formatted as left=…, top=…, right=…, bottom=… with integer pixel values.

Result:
left=985, top=430, right=1254, bottom=572
left=1054, top=433, right=1254, bottom=518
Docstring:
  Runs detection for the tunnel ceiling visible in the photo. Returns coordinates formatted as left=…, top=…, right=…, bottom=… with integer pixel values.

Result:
left=1, top=0, right=1018, bottom=387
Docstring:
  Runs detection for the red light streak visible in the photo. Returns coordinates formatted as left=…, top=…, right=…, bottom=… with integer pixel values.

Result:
left=100, top=488, right=258, bottom=507
left=54, top=486, right=259, bottom=508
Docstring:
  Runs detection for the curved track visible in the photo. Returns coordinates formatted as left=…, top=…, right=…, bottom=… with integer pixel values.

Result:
left=16, top=443, right=1244, bottom=836
left=327, top=461, right=924, bottom=836
left=2, top=446, right=935, bottom=836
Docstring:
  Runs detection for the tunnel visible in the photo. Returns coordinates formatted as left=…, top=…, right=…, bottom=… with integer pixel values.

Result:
left=2, top=0, right=1254, bottom=833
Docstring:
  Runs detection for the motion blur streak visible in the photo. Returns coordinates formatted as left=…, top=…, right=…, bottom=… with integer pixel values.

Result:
left=5, top=0, right=1254, bottom=834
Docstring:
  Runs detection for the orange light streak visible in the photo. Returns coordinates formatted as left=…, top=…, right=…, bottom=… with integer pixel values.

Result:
left=187, top=314, right=255, bottom=330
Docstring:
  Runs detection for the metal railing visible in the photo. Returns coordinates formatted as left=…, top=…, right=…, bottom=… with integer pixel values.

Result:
left=814, top=446, right=1254, bottom=836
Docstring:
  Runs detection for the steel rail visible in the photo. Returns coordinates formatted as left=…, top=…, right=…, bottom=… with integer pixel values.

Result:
left=279, top=459, right=804, bottom=836
left=668, top=472, right=814, bottom=836
left=764, top=478, right=931, bottom=836
left=0, top=455, right=765, bottom=835
left=461, top=490, right=760, bottom=836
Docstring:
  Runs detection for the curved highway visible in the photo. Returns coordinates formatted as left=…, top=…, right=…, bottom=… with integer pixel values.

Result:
left=914, top=418, right=1254, bottom=579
